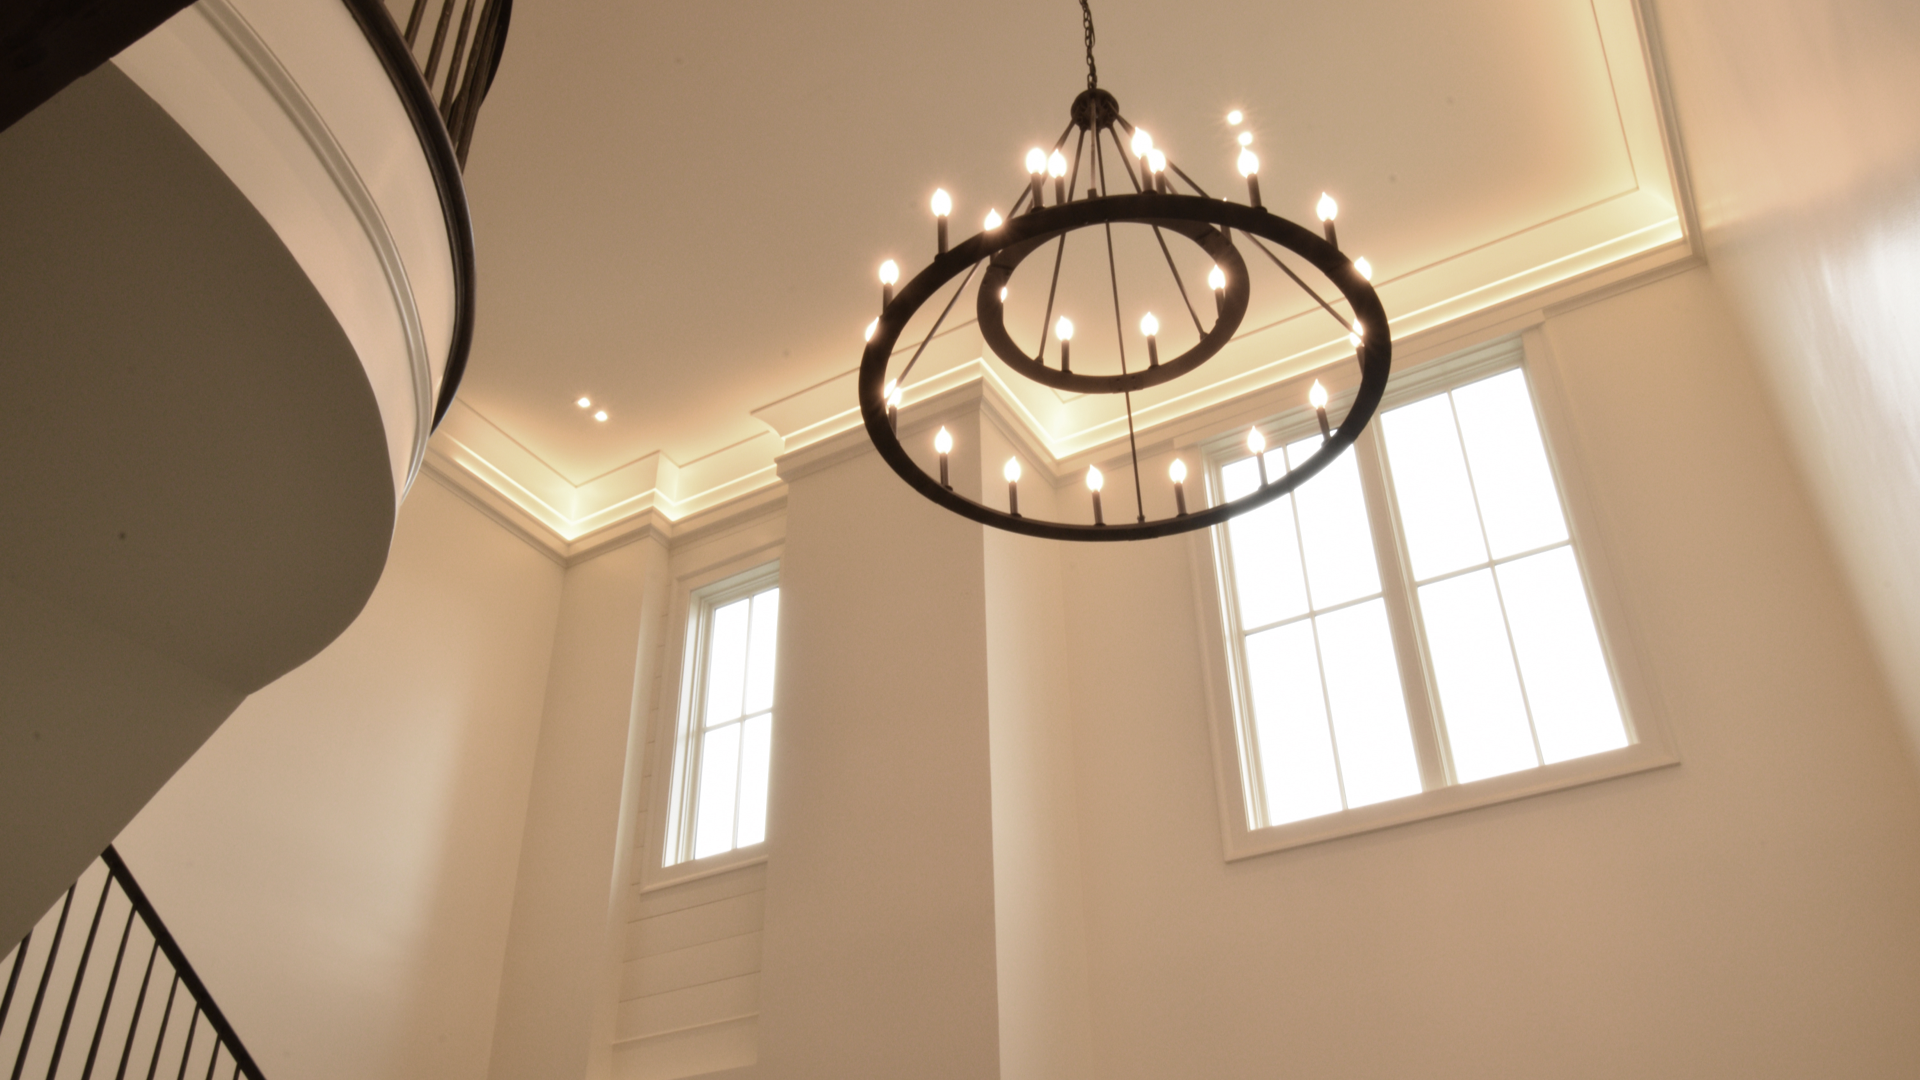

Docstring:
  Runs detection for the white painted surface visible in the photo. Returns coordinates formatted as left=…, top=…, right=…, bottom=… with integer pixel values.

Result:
left=444, top=0, right=1682, bottom=539
left=488, top=535, right=669, bottom=1080
left=114, top=0, right=456, bottom=501
left=116, top=478, right=564, bottom=1080
left=1058, top=268, right=1920, bottom=1078
left=753, top=443, right=1003, bottom=1078
left=1647, top=0, right=1920, bottom=755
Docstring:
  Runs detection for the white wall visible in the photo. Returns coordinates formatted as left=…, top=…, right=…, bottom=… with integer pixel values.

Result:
left=117, top=477, right=564, bottom=1080
left=1649, top=0, right=1920, bottom=754
left=1057, top=267, right=1920, bottom=1078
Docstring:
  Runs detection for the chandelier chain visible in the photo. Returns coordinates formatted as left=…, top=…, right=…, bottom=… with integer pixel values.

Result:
left=1081, top=0, right=1097, bottom=89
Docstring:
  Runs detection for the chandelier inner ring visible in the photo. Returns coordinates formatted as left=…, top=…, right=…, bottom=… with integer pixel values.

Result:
left=975, top=201, right=1251, bottom=395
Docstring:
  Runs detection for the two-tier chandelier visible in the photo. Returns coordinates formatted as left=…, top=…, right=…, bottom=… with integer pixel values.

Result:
left=859, top=1, right=1391, bottom=541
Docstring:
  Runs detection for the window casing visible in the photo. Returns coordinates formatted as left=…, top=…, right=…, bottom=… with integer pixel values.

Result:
left=1204, top=339, right=1674, bottom=855
left=663, top=563, right=780, bottom=868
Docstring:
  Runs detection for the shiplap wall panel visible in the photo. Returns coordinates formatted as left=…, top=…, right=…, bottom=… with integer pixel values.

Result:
left=623, top=930, right=764, bottom=998
left=617, top=972, right=760, bottom=1042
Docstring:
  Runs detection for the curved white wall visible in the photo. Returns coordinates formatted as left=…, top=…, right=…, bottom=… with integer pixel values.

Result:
left=113, top=0, right=460, bottom=502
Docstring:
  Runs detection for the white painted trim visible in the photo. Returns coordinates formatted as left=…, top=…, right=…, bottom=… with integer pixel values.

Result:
left=1190, top=334, right=1682, bottom=861
left=114, top=0, right=445, bottom=503
left=638, top=526, right=788, bottom=893
left=610, top=1012, right=758, bottom=1049
left=191, top=0, right=434, bottom=495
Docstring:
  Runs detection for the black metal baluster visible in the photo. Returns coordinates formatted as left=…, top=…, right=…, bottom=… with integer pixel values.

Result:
left=45, top=874, right=113, bottom=1077
left=200, top=1042, right=218, bottom=1080
left=79, top=904, right=137, bottom=1080
left=0, top=930, right=31, bottom=1034
left=452, top=0, right=501, bottom=163
left=439, top=0, right=478, bottom=116
left=140, top=974, right=179, bottom=1080
left=403, top=0, right=429, bottom=46
left=172, top=1008, right=199, bottom=1080
left=9, top=886, right=75, bottom=1080
left=423, top=0, right=456, bottom=88
left=112, top=942, right=159, bottom=1080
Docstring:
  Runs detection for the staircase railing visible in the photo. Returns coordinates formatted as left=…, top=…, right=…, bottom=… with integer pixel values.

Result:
left=398, top=0, right=511, bottom=169
left=0, top=847, right=264, bottom=1080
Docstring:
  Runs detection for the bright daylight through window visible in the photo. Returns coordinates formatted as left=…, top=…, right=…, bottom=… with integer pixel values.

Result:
left=666, top=570, right=780, bottom=865
left=1216, top=364, right=1628, bottom=832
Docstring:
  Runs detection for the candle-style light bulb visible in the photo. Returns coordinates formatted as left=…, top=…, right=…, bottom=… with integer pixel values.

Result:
left=1237, top=148, right=1262, bottom=208
left=1056, top=315, right=1075, bottom=373
left=1208, top=264, right=1227, bottom=318
left=1354, top=256, right=1373, bottom=282
left=1237, top=130, right=1253, bottom=147
left=1146, top=148, right=1169, bottom=193
left=1004, top=457, right=1022, bottom=516
left=1026, top=148, right=1047, bottom=210
left=1048, top=149, right=1068, bottom=205
left=1087, top=465, right=1105, bottom=525
left=1316, top=192, right=1340, bottom=249
left=1130, top=127, right=1153, bottom=158
left=1310, top=379, right=1332, bottom=441
left=1141, top=312, right=1160, bottom=366
left=1169, top=457, right=1189, bottom=515
left=934, top=426, right=953, bottom=489
left=984, top=209, right=1003, bottom=230
left=1248, top=426, right=1269, bottom=485
left=1226, top=109, right=1243, bottom=125
left=932, top=188, right=952, bottom=254
left=879, top=259, right=899, bottom=308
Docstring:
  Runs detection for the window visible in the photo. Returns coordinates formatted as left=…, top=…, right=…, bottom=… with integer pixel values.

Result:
left=1209, top=349, right=1668, bottom=852
left=664, top=565, right=780, bottom=866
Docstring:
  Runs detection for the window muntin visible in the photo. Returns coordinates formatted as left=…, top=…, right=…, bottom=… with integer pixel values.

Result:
left=1216, top=363, right=1629, bottom=833
left=668, top=570, right=779, bottom=865
left=1220, top=435, right=1422, bottom=824
left=1382, top=369, right=1627, bottom=778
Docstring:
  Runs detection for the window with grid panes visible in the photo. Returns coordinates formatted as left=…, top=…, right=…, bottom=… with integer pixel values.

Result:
left=1214, top=363, right=1631, bottom=832
left=665, top=566, right=780, bottom=865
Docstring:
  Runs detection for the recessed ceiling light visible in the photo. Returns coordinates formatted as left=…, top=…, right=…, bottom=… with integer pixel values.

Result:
left=594, top=410, right=608, bottom=422
left=576, top=396, right=592, bottom=408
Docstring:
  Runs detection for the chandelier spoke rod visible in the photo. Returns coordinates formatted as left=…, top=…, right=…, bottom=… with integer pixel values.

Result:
left=895, top=259, right=983, bottom=388
left=1098, top=169, right=1147, bottom=522
left=1166, top=162, right=1213, bottom=199
left=1036, top=126, right=1088, bottom=361
left=1245, top=233, right=1357, bottom=333
left=1037, top=234, right=1068, bottom=364
left=1099, top=122, right=1206, bottom=336
left=1103, top=125, right=1141, bottom=193
left=1007, top=119, right=1079, bottom=219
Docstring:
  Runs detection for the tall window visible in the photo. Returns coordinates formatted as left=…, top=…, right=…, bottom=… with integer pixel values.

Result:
left=666, top=566, right=780, bottom=865
left=1215, top=360, right=1635, bottom=836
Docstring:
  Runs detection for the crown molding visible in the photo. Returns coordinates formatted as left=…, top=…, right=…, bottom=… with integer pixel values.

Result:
left=428, top=0, right=1705, bottom=555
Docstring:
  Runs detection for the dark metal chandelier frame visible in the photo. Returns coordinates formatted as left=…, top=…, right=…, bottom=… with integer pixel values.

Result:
left=858, top=2, right=1391, bottom=542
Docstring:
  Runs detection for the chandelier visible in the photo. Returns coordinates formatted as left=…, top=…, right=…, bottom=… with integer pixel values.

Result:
left=859, top=1, right=1391, bottom=541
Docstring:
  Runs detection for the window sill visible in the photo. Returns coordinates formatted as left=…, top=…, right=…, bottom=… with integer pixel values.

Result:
left=1223, top=741, right=1678, bottom=861
left=640, top=846, right=767, bottom=893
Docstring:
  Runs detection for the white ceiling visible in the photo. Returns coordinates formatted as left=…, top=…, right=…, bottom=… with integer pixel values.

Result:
left=449, top=0, right=1679, bottom=509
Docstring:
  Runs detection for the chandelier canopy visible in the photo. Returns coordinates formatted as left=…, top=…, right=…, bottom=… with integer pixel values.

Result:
left=859, top=1, right=1391, bottom=541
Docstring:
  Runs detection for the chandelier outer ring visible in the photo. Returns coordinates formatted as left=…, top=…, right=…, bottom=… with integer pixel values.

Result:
left=975, top=200, right=1253, bottom=395
left=860, top=192, right=1391, bottom=542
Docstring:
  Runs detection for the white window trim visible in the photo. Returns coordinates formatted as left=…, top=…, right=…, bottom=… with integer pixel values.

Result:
left=642, top=549, right=782, bottom=890
left=1190, top=332, right=1679, bottom=861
